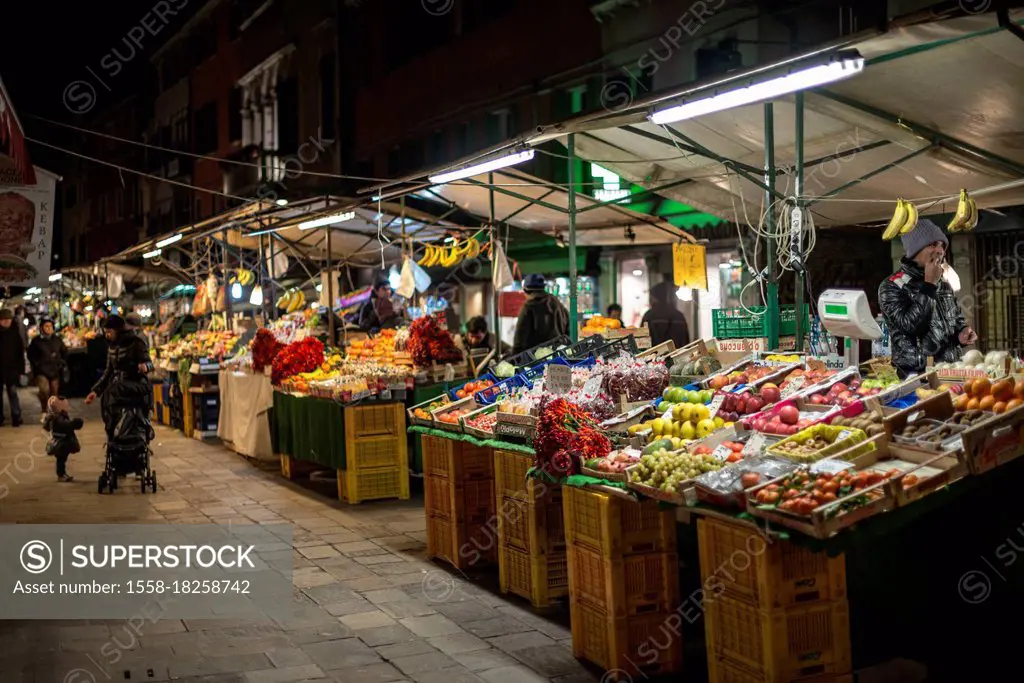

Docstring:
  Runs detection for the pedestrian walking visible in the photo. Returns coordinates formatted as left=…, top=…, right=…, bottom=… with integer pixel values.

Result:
left=0, top=308, right=26, bottom=427
left=28, top=317, right=67, bottom=411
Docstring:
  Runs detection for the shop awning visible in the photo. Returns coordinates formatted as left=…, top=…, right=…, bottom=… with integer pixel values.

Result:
left=0, top=74, right=35, bottom=186
left=529, top=11, right=1024, bottom=228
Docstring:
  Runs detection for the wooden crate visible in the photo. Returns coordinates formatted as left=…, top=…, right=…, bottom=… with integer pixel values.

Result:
left=567, top=542, right=679, bottom=618
left=570, top=600, right=682, bottom=680
left=499, top=544, right=568, bottom=608
left=427, top=514, right=497, bottom=569
left=423, top=436, right=493, bottom=482
left=563, top=485, right=676, bottom=557
left=338, top=465, right=409, bottom=504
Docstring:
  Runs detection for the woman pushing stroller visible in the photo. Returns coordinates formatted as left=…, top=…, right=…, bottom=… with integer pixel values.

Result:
left=85, top=315, right=153, bottom=446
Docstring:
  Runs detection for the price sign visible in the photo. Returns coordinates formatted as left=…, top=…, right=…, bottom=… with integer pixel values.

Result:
left=708, top=394, right=726, bottom=418
left=443, top=364, right=456, bottom=382
left=545, top=364, right=573, bottom=395
left=781, top=376, right=806, bottom=398
left=742, top=432, right=767, bottom=457
left=836, top=429, right=853, bottom=442
left=673, top=242, right=708, bottom=289
left=711, top=444, right=732, bottom=462
left=582, top=375, right=604, bottom=396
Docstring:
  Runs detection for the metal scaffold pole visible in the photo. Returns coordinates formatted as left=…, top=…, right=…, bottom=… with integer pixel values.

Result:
left=567, top=133, right=579, bottom=343
left=794, top=92, right=806, bottom=351
left=489, top=173, right=501, bottom=350
left=764, top=103, right=780, bottom=350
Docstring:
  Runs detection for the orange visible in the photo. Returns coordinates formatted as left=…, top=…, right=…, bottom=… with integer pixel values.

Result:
left=992, top=379, right=1014, bottom=402
left=967, top=398, right=980, bottom=411
left=955, top=394, right=971, bottom=411
left=962, top=380, right=975, bottom=397
left=1007, top=399, right=1023, bottom=412
left=973, top=378, right=992, bottom=398
left=993, top=401, right=1008, bottom=414
left=979, top=395, right=996, bottom=411
left=1015, top=382, right=1024, bottom=401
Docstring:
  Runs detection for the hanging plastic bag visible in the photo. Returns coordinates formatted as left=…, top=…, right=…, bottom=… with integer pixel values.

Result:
left=410, top=258, right=432, bottom=293
left=492, top=241, right=514, bottom=291
left=397, top=259, right=416, bottom=299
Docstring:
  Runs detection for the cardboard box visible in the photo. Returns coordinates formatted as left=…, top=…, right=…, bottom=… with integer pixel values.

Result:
left=961, top=404, right=1024, bottom=474
left=884, top=391, right=955, bottom=441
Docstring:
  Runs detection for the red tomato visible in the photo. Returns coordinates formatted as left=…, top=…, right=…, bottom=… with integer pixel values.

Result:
left=821, top=492, right=838, bottom=503
left=822, top=480, right=839, bottom=494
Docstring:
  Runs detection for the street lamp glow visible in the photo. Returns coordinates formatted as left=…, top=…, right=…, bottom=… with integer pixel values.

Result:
left=429, top=149, right=535, bottom=185
left=49, top=273, right=63, bottom=282
left=143, top=248, right=162, bottom=259
left=276, top=198, right=289, bottom=206
left=298, top=211, right=356, bottom=230
left=650, top=54, right=864, bottom=125
left=156, top=233, right=183, bottom=248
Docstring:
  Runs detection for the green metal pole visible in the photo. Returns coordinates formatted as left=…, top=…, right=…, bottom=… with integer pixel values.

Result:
left=764, top=103, right=780, bottom=351
left=794, top=92, right=805, bottom=352
left=567, top=133, right=579, bottom=343
left=489, top=172, right=500, bottom=351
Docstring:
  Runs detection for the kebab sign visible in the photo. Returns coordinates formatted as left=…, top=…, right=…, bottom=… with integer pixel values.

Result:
left=0, top=167, right=56, bottom=287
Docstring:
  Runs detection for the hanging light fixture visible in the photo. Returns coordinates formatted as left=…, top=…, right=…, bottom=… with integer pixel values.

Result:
left=650, top=51, right=864, bottom=125
left=249, top=285, right=264, bottom=306
left=230, top=282, right=243, bottom=300
left=429, top=148, right=535, bottom=185
left=156, top=233, right=183, bottom=248
left=298, top=212, right=355, bottom=230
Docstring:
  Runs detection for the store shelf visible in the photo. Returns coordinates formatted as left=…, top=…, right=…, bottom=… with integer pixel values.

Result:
left=563, top=486, right=676, bottom=558
left=698, top=517, right=846, bottom=610
left=705, top=596, right=852, bottom=682
left=567, top=542, right=678, bottom=618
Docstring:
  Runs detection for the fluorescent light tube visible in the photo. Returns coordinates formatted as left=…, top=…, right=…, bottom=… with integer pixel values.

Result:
left=276, top=198, right=289, bottom=206
left=650, top=55, right=864, bottom=125
left=48, top=273, right=63, bottom=282
left=429, top=149, right=535, bottom=185
left=143, top=248, right=162, bottom=259
left=298, top=211, right=356, bottom=230
left=156, top=233, right=183, bottom=248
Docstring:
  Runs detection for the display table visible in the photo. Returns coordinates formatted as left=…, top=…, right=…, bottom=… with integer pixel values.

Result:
left=218, top=369, right=275, bottom=461
left=273, top=392, right=348, bottom=469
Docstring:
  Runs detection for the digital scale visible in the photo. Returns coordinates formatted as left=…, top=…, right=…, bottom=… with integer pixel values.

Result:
left=817, top=289, right=882, bottom=366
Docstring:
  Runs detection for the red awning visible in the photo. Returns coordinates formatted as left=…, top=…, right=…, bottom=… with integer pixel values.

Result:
left=0, top=75, right=36, bottom=186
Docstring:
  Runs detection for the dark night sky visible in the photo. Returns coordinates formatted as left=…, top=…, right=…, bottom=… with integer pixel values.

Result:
left=2, top=0, right=204, bottom=171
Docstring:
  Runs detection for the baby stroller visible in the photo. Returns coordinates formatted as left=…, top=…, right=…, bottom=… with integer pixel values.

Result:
left=99, top=405, right=157, bottom=494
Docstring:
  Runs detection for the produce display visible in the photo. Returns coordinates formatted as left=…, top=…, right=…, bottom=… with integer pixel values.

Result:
left=276, top=288, right=308, bottom=313
left=934, top=349, right=1014, bottom=377
left=160, top=331, right=239, bottom=362
left=779, top=367, right=838, bottom=391
left=437, top=407, right=472, bottom=425
left=753, top=466, right=891, bottom=515
left=271, top=337, right=325, bottom=385
left=534, top=398, right=610, bottom=476
left=464, top=411, right=497, bottom=434
left=629, top=402, right=722, bottom=443
left=630, top=449, right=724, bottom=493
left=706, top=363, right=783, bottom=390
left=62, top=327, right=98, bottom=350
left=581, top=315, right=622, bottom=336
left=767, top=425, right=867, bottom=463
left=455, top=379, right=494, bottom=399
left=954, top=376, right=1024, bottom=414
left=413, top=399, right=447, bottom=421
left=763, top=353, right=801, bottom=363
left=830, top=411, right=886, bottom=437
left=417, top=237, right=483, bottom=268
left=744, top=403, right=824, bottom=435
left=585, top=449, right=640, bottom=476
left=347, top=329, right=407, bottom=366
left=494, top=361, right=516, bottom=378
left=603, top=356, right=669, bottom=402
left=408, top=314, right=463, bottom=366
left=805, top=378, right=866, bottom=407
left=251, top=328, right=285, bottom=372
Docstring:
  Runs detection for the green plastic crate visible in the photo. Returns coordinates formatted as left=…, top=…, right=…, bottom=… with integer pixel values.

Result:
left=711, top=305, right=809, bottom=339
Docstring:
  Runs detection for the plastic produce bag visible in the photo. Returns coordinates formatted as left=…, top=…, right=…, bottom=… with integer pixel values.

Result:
left=492, top=241, right=514, bottom=290
left=397, top=258, right=416, bottom=299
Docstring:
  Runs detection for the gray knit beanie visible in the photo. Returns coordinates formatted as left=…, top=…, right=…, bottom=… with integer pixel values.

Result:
left=901, top=218, right=949, bottom=259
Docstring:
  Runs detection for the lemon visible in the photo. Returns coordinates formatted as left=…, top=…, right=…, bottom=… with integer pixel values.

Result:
left=696, top=418, right=716, bottom=438
left=713, top=416, right=725, bottom=428
left=652, top=419, right=666, bottom=436
left=676, top=404, right=694, bottom=423
left=627, top=425, right=640, bottom=435
left=680, top=421, right=696, bottom=440
left=692, top=404, right=710, bottom=422
left=671, top=437, right=681, bottom=449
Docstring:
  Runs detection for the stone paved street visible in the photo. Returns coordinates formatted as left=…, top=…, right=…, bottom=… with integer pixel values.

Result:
left=0, top=393, right=599, bottom=683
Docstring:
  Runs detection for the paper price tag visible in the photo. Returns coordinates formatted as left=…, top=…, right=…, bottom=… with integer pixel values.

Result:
left=781, top=376, right=806, bottom=398
left=836, top=429, right=853, bottom=442
left=545, top=364, right=573, bottom=395
left=742, top=432, right=767, bottom=457
left=443, top=364, right=456, bottom=382
left=708, top=394, right=726, bottom=418
left=582, top=375, right=604, bottom=396
left=711, top=444, right=732, bottom=462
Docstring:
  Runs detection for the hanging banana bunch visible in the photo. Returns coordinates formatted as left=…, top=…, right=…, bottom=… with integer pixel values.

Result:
left=229, top=268, right=256, bottom=286
left=947, top=188, right=979, bottom=233
left=276, top=289, right=307, bottom=313
left=882, top=198, right=919, bottom=241
left=416, top=237, right=482, bottom=269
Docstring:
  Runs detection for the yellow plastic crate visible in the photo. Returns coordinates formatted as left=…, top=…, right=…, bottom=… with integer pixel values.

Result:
left=338, top=465, right=409, bottom=504
left=347, top=434, right=408, bottom=471
left=499, top=544, right=568, bottom=607
left=494, top=448, right=547, bottom=502
left=705, top=596, right=852, bottom=682
left=496, top=489, right=564, bottom=554
left=345, top=402, right=405, bottom=437
left=562, top=485, right=676, bottom=557
left=426, top=514, right=497, bottom=569
left=708, top=656, right=854, bottom=683
left=425, top=476, right=495, bottom=523
left=570, top=600, right=682, bottom=680
left=423, top=437, right=493, bottom=481
left=567, top=542, right=678, bottom=618
left=697, top=517, right=846, bottom=610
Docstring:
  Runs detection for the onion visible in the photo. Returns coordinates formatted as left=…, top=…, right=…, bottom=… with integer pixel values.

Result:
left=963, top=350, right=984, bottom=366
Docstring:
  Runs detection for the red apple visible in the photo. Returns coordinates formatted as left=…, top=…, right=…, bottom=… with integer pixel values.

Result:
left=763, top=422, right=778, bottom=434
left=735, top=395, right=748, bottom=413
left=788, top=425, right=801, bottom=435
left=809, top=394, right=826, bottom=405
left=830, top=382, right=849, bottom=395
left=760, top=385, right=781, bottom=405
left=779, top=405, right=800, bottom=425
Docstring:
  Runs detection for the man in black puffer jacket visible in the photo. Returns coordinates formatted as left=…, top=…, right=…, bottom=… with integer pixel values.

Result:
left=878, top=219, right=976, bottom=379
left=513, top=274, right=569, bottom=355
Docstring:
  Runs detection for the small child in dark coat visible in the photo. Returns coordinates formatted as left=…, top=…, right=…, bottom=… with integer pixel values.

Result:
left=43, top=396, right=82, bottom=482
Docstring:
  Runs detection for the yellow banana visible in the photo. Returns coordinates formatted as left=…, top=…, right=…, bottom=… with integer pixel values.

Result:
left=947, top=189, right=970, bottom=232
left=417, top=246, right=433, bottom=266
left=466, top=238, right=481, bottom=259
left=899, top=201, right=918, bottom=235
left=882, top=199, right=908, bottom=241
left=276, top=292, right=291, bottom=310
left=964, top=198, right=979, bottom=231
left=425, top=245, right=441, bottom=267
